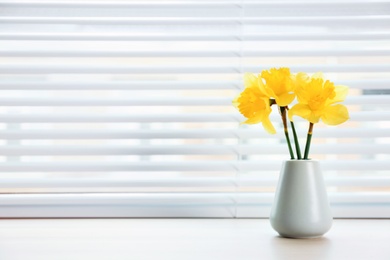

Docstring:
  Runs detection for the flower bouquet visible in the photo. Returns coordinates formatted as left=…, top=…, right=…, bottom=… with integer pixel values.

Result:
left=233, top=67, right=349, bottom=238
left=233, top=67, right=349, bottom=160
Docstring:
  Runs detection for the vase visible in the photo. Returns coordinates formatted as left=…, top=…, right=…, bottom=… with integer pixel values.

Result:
left=270, top=160, right=332, bottom=238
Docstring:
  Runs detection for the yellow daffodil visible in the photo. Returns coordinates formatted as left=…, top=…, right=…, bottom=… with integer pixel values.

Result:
left=233, top=73, right=276, bottom=134
left=233, top=67, right=350, bottom=160
left=288, top=73, right=349, bottom=125
left=259, top=67, right=295, bottom=107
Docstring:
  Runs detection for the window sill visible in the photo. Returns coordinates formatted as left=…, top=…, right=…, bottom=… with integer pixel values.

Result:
left=0, top=219, right=388, bottom=260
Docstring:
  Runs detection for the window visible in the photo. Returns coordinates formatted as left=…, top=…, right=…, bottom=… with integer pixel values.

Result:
left=0, top=0, right=389, bottom=218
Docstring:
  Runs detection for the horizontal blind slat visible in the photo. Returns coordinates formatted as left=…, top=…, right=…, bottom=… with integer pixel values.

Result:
left=0, top=111, right=387, bottom=123
left=0, top=128, right=388, bottom=139
left=2, top=16, right=389, bottom=25
left=2, top=64, right=389, bottom=73
left=0, top=193, right=388, bottom=218
left=0, top=144, right=387, bottom=156
left=0, top=80, right=242, bottom=90
left=0, top=79, right=388, bottom=90
left=0, top=113, right=242, bottom=123
left=2, top=32, right=390, bottom=41
left=0, top=96, right=386, bottom=106
left=0, top=160, right=387, bottom=172
left=2, top=49, right=389, bottom=57
left=2, top=1, right=387, bottom=8
left=0, top=177, right=388, bottom=189
left=0, top=193, right=388, bottom=205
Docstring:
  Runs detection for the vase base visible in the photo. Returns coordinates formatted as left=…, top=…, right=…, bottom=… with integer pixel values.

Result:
left=278, top=233, right=324, bottom=239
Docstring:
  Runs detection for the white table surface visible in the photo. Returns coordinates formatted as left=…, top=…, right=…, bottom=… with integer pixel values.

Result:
left=0, top=219, right=389, bottom=260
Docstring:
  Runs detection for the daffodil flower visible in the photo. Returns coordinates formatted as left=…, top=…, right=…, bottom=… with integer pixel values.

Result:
left=288, top=73, right=349, bottom=126
left=259, top=67, right=295, bottom=107
left=232, top=68, right=349, bottom=160
left=233, top=73, right=276, bottom=134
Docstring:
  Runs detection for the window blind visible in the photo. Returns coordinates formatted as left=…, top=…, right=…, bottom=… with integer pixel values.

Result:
left=0, top=0, right=389, bottom=218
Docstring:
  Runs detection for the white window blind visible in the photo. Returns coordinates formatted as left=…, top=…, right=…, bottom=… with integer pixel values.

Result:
left=0, top=0, right=389, bottom=218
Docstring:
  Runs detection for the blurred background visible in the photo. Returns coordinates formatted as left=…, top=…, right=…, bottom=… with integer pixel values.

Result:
left=0, top=0, right=389, bottom=217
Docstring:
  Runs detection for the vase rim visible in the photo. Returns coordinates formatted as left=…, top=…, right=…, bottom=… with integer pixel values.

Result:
left=284, top=159, right=319, bottom=162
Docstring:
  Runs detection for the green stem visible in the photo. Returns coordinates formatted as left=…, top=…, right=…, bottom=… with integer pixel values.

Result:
left=284, top=130, right=295, bottom=160
left=280, top=107, right=295, bottom=160
left=304, top=123, right=314, bottom=160
left=290, top=121, right=302, bottom=159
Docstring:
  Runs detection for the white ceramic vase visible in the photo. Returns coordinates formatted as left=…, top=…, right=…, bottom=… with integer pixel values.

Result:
left=270, top=160, right=332, bottom=238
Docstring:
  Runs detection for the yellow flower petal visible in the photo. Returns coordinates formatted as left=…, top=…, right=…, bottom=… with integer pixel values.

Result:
left=321, top=104, right=349, bottom=125
left=293, top=72, right=310, bottom=104
left=260, top=67, right=295, bottom=106
left=241, top=114, right=265, bottom=125
left=277, top=92, right=295, bottom=107
left=258, top=75, right=276, bottom=99
left=261, top=116, right=276, bottom=134
left=289, top=104, right=310, bottom=121
left=327, top=85, right=348, bottom=105
left=311, top=72, right=324, bottom=79
left=307, top=111, right=321, bottom=124
left=295, top=72, right=310, bottom=84
left=233, top=78, right=275, bottom=133
left=288, top=103, right=320, bottom=123
left=236, top=88, right=268, bottom=118
left=232, top=95, right=240, bottom=108
left=244, top=73, right=260, bottom=89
